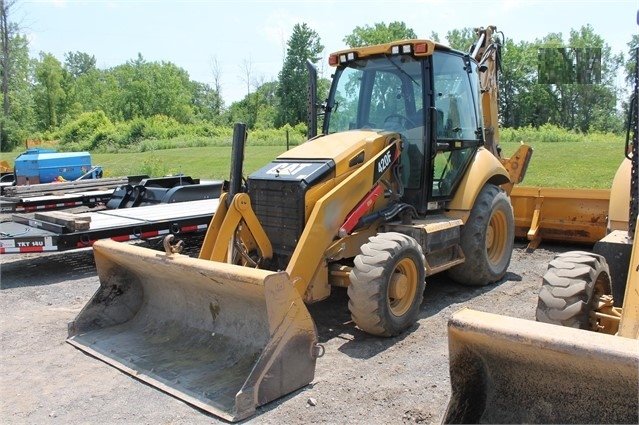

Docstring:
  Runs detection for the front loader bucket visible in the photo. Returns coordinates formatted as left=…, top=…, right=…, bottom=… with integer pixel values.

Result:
left=443, top=308, right=639, bottom=424
left=67, top=239, right=319, bottom=422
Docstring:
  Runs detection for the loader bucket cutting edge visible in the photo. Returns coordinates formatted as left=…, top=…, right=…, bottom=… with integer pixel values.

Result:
left=443, top=308, right=639, bottom=424
left=67, top=239, right=319, bottom=422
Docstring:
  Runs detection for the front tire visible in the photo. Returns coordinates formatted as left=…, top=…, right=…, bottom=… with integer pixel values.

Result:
left=348, top=232, right=426, bottom=337
left=536, top=251, right=611, bottom=329
left=448, top=183, right=514, bottom=286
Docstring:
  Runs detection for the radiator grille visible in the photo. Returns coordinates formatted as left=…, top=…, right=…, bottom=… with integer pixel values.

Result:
left=248, top=179, right=305, bottom=261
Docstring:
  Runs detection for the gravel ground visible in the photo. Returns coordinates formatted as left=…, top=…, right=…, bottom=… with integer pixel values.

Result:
left=0, top=236, right=569, bottom=425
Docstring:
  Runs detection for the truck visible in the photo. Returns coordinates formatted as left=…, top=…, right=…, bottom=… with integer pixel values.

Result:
left=66, top=26, right=533, bottom=421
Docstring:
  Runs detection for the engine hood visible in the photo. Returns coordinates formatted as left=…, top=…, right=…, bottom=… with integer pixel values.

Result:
left=275, top=130, right=398, bottom=177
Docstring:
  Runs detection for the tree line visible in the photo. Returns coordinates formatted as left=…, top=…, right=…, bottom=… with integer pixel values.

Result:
left=1, top=0, right=636, bottom=152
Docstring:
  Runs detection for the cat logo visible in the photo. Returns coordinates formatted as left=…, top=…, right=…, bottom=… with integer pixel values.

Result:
left=266, top=163, right=312, bottom=176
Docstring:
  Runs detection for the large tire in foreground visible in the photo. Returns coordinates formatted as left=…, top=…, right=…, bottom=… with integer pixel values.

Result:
left=448, top=183, right=514, bottom=286
left=348, top=232, right=426, bottom=337
left=536, top=251, right=611, bottom=330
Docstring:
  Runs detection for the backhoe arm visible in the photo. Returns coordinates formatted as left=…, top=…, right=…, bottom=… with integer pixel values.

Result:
left=472, top=25, right=502, bottom=158
left=472, top=26, right=533, bottom=189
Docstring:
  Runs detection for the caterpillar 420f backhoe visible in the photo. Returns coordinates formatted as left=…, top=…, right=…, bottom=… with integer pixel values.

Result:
left=68, top=26, right=531, bottom=421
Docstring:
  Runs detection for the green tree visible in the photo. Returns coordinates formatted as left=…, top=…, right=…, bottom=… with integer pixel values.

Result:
left=445, top=27, right=476, bottom=51
left=1, top=0, right=17, bottom=118
left=112, top=54, right=152, bottom=120
left=254, top=80, right=278, bottom=129
left=625, top=34, right=639, bottom=85
left=33, top=52, right=66, bottom=129
left=621, top=34, right=639, bottom=130
left=1, top=31, right=32, bottom=149
left=71, top=68, right=117, bottom=119
left=566, top=25, right=623, bottom=132
left=343, top=21, right=416, bottom=47
left=64, top=51, right=96, bottom=79
left=1, top=0, right=35, bottom=151
left=191, top=81, right=224, bottom=123
left=533, top=26, right=622, bottom=133
left=60, top=52, right=97, bottom=122
left=275, top=23, right=323, bottom=127
left=498, top=38, right=552, bottom=128
left=110, top=54, right=194, bottom=123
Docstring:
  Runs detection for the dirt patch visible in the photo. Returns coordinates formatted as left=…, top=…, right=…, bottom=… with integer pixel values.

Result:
left=0, top=238, right=567, bottom=424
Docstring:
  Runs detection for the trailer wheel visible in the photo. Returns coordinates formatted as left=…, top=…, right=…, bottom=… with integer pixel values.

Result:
left=348, top=232, right=425, bottom=337
left=536, top=251, right=611, bottom=330
left=448, top=183, right=514, bottom=285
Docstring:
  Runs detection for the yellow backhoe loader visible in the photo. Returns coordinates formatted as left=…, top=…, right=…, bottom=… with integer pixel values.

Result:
left=442, top=47, right=639, bottom=424
left=67, top=27, right=532, bottom=421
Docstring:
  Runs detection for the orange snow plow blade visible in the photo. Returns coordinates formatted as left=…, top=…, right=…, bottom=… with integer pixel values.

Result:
left=67, top=239, right=320, bottom=422
left=510, top=186, right=610, bottom=249
left=442, top=308, right=639, bottom=424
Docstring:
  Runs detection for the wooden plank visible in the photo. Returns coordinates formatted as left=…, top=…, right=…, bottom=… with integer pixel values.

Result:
left=34, top=211, right=91, bottom=232
left=3, top=177, right=128, bottom=197
left=11, top=214, right=69, bottom=234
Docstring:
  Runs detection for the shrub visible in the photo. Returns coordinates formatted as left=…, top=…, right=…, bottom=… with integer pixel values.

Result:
left=0, top=117, right=25, bottom=152
left=127, top=118, right=147, bottom=143
left=139, top=155, right=177, bottom=176
left=501, top=124, right=583, bottom=144
left=59, top=111, right=114, bottom=145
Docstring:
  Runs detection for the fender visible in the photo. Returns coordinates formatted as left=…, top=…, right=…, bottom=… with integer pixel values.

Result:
left=444, top=147, right=510, bottom=223
left=608, top=157, right=631, bottom=232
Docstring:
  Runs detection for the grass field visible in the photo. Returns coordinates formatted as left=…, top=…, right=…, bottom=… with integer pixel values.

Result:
left=3, top=137, right=625, bottom=189
left=499, top=139, right=624, bottom=189
left=92, top=145, right=289, bottom=181
left=91, top=139, right=624, bottom=189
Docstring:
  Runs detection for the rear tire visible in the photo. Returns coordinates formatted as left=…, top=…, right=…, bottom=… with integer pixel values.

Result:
left=448, top=183, right=514, bottom=285
left=348, top=232, right=425, bottom=337
left=536, top=251, right=611, bottom=330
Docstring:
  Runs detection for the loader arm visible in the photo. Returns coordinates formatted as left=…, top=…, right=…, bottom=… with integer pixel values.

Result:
left=286, top=138, right=400, bottom=302
left=199, top=192, right=273, bottom=263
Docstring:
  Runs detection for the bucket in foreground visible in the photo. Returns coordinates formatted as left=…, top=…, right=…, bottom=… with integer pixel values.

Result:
left=67, top=239, right=320, bottom=422
left=443, top=308, right=639, bottom=424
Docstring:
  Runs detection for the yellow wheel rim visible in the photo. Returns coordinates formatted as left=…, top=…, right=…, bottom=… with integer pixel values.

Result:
left=589, top=272, right=611, bottom=331
left=388, top=257, right=418, bottom=317
left=486, top=209, right=508, bottom=266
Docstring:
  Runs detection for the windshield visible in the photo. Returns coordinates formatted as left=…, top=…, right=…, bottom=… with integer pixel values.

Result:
left=325, top=55, right=424, bottom=134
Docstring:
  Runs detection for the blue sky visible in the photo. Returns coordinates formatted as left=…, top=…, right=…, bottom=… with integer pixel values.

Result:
left=12, top=0, right=638, bottom=104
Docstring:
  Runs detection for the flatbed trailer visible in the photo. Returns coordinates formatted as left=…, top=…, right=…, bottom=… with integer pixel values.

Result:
left=0, top=189, right=115, bottom=213
left=0, top=185, right=612, bottom=255
left=0, top=199, right=218, bottom=254
left=0, top=176, right=143, bottom=213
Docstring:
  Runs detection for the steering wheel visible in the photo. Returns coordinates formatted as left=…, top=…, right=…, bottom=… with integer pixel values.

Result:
left=384, top=114, right=416, bottom=130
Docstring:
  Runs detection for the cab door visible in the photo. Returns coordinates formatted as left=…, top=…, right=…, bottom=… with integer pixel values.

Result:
left=427, top=51, right=483, bottom=205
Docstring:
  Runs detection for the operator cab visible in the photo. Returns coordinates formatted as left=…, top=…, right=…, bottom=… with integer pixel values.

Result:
left=323, top=42, right=484, bottom=214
